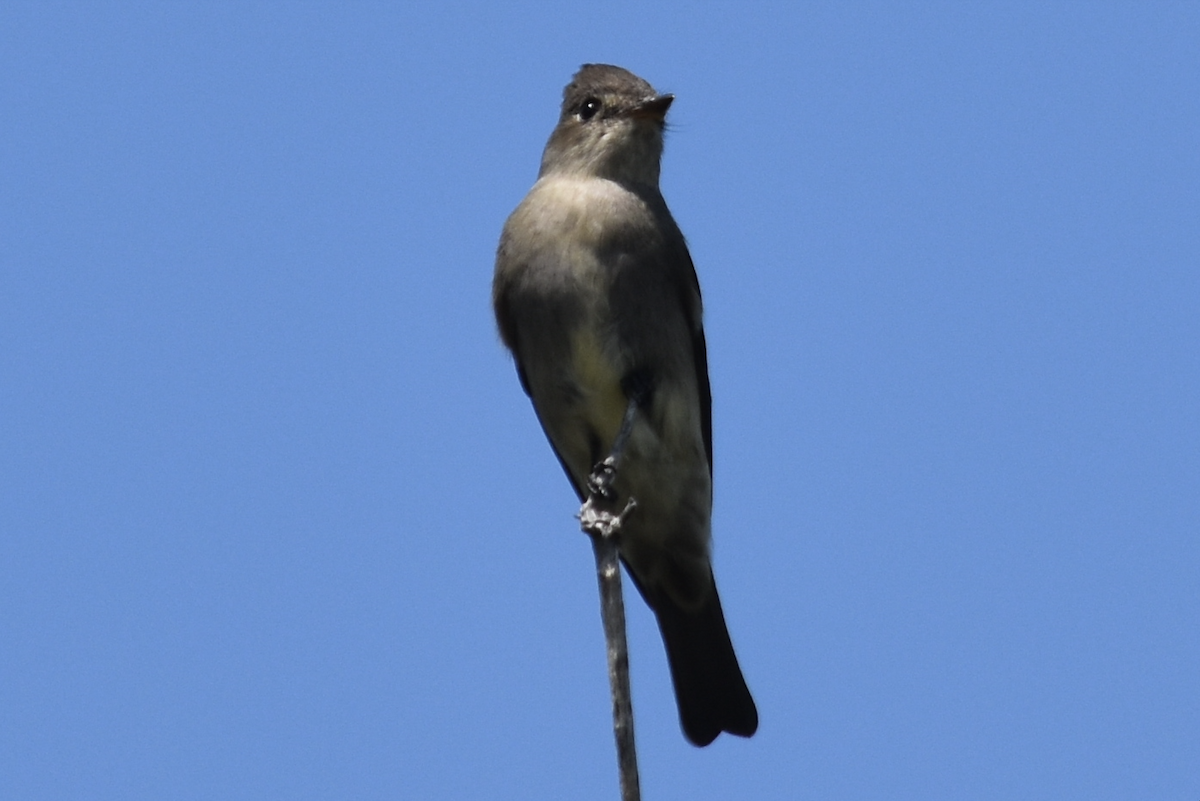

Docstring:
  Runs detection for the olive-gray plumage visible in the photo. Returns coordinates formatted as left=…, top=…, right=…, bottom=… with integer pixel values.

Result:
left=493, top=64, right=757, bottom=746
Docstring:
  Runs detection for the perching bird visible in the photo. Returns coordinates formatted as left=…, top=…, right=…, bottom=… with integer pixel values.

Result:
left=492, top=64, right=757, bottom=747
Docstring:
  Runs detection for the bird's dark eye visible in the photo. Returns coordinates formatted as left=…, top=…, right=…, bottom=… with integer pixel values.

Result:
left=578, top=97, right=601, bottom=121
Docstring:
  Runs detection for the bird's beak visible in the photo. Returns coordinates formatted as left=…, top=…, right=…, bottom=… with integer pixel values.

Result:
left=630, top=93, right=674, bottom=122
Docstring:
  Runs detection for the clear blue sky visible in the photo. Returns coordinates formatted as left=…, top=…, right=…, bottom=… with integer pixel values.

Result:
left=3, top=4, right=1198, bottom=799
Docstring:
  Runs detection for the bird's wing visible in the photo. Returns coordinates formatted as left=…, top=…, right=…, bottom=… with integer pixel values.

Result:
left=674, top=244, right=713, bottom=478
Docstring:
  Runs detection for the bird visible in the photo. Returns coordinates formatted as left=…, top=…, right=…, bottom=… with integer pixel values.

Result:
left=492, top=63, right=757, bottom=747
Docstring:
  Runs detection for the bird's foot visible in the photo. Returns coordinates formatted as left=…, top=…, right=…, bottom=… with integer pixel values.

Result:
left=587, top=456, right=620, bottom=501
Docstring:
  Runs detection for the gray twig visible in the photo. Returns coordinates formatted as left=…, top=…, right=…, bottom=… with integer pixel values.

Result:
left=579, top=489, right=640, bottom=801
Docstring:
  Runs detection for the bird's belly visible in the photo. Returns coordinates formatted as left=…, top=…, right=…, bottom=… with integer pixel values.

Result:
left=567, top=326, right=627, bottom=457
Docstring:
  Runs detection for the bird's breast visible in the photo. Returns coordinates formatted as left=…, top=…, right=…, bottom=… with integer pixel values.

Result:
left=518, top=175, right=648, bottom=252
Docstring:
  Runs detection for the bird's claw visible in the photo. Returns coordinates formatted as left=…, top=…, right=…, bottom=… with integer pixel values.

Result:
left=587, top=456, right=619, bottom=501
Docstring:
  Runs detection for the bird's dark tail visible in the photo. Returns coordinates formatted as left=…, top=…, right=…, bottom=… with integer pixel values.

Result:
left=644, top=577, right=758, bottom=747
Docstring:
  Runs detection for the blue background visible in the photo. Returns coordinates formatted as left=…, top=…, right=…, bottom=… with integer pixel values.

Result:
left=3, top=3, right=1197, bottom=799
